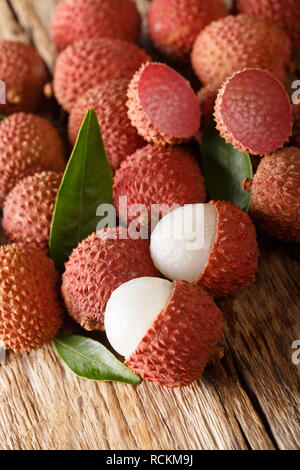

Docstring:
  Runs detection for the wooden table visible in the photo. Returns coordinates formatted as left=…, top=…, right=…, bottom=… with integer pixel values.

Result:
left=0, top=0, right=299, bottom=451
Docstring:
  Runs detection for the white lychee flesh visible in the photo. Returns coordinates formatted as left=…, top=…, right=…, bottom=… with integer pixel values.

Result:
left=150, top=204, right=218, bottom=283
left=104, top=277, right=173, bottom=359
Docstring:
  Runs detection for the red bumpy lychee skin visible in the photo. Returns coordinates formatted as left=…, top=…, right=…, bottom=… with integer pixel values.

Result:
left=51, top=0, right=141, bottom=51
left=191, top=14, right=291, bottom=89
left=0, top=244, right=62, bottom=352
left=148, top=0, right=227, bottom=61
left=214, top=69, right=293, bottom=156
left=246, top=147, right=300, bottom=243
left=237, top=0, right=300, bottom=50
left=53, top=38, right=150, bottom=112
left=292, top=104, right=300, bottom=147
left=197, top=201, right=259, bottom=298
left=0, top=40, right=47, bottom=115
left=126, top=280, right=224, bottom=388
left=62, top=227, right=160, bottom=332
left=127, top=62, right=201, bottom=146
left=113, top=144, right=206, bottom=228
left=2, top=172, right=62, bottom=250
left=68, top=80, right=145, bottom=171
left=0, top=113, right=65, bottom=206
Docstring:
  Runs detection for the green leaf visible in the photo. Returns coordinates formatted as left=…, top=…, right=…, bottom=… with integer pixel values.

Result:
left=49, top=109, right=113, bottom=272
left=54, top=335, right=141, bottom=385
left=201, top=116, right=253, bottom=212
left=0, top=115, right=6, bottom=121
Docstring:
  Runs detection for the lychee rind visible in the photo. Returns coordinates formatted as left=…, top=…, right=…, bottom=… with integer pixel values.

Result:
left=191, top=14, right=291, bottom=88
left=2, top=172, right=62, bottom=250
left=248, top=147, right=300, bottom=243
left=68, top=80, right=145, bottom=171
left=51, top=0, right=141, bottom=51
left=214, top=69, right=293, bottom=156
left=125, top=280, right=224, bottom=388
left=113, top=144, right=206, bottom=227
left=0, top=40, right=48, bottom=115
left=198, top=201, right=259, bottom=297
left=237, top=0, right=300, bottom=50
left=53, top=38, right=150, bottom=112
left=0, top=244, right=62, bottom=352
left=148, top=0, right=227, bottom=61
left=127, top=62, right=201, bottom=146
left=292, top=104, right=300, bottom=147
left=61, top=227, right=160, bottom=332
left=0, top=113, right=65, bottom=206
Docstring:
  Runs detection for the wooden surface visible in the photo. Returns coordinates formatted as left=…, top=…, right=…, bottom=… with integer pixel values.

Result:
left=0, top=0, right=299, bottom=451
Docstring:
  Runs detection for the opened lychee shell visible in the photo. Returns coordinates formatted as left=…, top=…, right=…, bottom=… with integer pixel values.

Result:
left=62, top=227, right=160, bottom=331
left=125, top=280, right=224, bottom=388
left=197, top=201, right=259, bottom=297
left=0, top=244, right=62, bottom=352
left=2, top=171, right=62, bottom=250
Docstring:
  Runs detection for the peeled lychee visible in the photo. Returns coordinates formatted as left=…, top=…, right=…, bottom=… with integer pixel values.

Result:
left=150, top=202, right=259, bottom=297
left=237, top=0, right=300, bottom=50
left=191, top=14, right=291, bottom=88
left=51, top=0, right=141, bottom=51
left=292, top=104, right=300, bottom=147
left=148, top=0, right=227, bottom=61
left=113, top=144, right=206, bottom=229
left=0, top=40, right=48, bottom=115
left=68, top=80, right=145, bottom=171
left=61, top=227, right=160, bottom=332
left=0, top=113, right=65, bottom=206
left=127, top=62, right=201, bottom=146
left=0, top=244, right=62, bottom=352
left=244, top=147, right=300, bottom=243
left=105, top=277, right=224, bottom=388
left=53, top=38, right=150, bottom=112
left=214, top=69, right=293, bottom=156
left=2, top=172, right=62, bottom=250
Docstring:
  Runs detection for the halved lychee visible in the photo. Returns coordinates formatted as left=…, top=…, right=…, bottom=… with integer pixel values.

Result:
left=150, top=201, right=259, bottom=297
left=105, top=277, right=224, bottom=388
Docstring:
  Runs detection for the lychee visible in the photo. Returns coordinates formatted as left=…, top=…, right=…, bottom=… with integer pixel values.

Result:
left=105, top=277, right=224, bottom=388
left=214, top=69, right=293, bottom=156
left=150, top=202, right=259, bottom=297
left=127, top=62, right=201, bottom=146
left=61, top=227, right=160, bottom=332
left=197, top=86, right=218, bottom=129
left=244, top=147, right=300, bottom=243
left=237, top=0, right=300, bottom=50
left=0, top=40, right=48, bottom=115
left=292, top=104, right=300, bottom=147
left=113, top=144, right=206, bottom=229
left=0, top=113, right=65, bottom=206
left=191, top=14, right=291, bottom=89
left=53, top=38, right=150, bottom=112
left=51, top=0, right=141, bottom=51
left=68, top=80, right=145, bottom=171
left=147, top=0, right=227, bottom=61
left=2, top=172, right=62, bottom=250
left=0, top=244, right=62, bottom=352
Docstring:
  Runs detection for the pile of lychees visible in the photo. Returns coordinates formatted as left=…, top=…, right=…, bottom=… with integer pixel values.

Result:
left=0, top=0, right=299, bottom=388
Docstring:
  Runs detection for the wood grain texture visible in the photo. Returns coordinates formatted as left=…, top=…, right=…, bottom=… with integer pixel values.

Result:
left=0, top=0, right=299, bottom=451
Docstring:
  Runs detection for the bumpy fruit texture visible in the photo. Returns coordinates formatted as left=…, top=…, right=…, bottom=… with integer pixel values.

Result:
left=191, top=15, right=291, bottom=88
left=2, top=172, right=62, bottom=250
left=51, top=0, right=141, bottom=51
left=0, top=244, right=62, bottom=352
left=53, top=38, right=150, bottom=112
left=61, top=227, right=160, bottom=332
left=113, top=144, right=206, bottom=228
left=68, top=80, right=145, bottom=171
left=237, top=0, right=300, bottom=50
left=127, top=62, right=201, bottom=146
left=125, top=280, right=224, bottom=388
left=214, top=69, right=293, bottom=156
left=292, top=104, right=300, bottom=147
left=0, top=40, right=47, bottom=115
left=0, top=113, right=65, bottom=206
left=248, top=147, right=300, bottom=243
left=148, top=0, right=227, bottom=60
